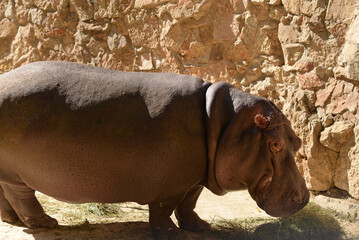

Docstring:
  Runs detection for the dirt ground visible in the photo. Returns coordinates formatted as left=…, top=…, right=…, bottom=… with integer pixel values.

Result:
left=0, top=189, right=358, bottom=240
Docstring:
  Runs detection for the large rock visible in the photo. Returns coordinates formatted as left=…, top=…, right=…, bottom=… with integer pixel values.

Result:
left=134, top=51, right=154, bottom=70
left=70, top=0, right=94, bottom=21
left=94, top=0, right=122, bottom=19
left=278, top=23, right=298, bottom=45
left=324, top=81, right=359, bottom=116
left=126, top=9, right=161, bottom=49
left=335, top=15, right=359, bottom=82
left=10, top=24, right=40, bottom=67
left=281, top=0, right=299, bottom=15
left=319, top=122, right=355, bottom=193
left=326, top=0, right=358, bottom=23
left=213, top=15, right=239, bottom=42
left=107, top=32, right=128, bottom=52
left=348, top=126, right=359, bottom=199
left=166, top=0, right=214, bottom=20
left=0, top=18, right=17, bottom=39
left=28, top=7, right=45, bottom=25
left=297, top=72, right=323, bottom=90
left=306, top=119, right=336, bottom=191
left=320, top=121, right=354, bottom=152
left=283, top=43, right=304, bottom=65
left=300, top=0, right=326, bottom=17
left=0, top=18, right=17, bottom=56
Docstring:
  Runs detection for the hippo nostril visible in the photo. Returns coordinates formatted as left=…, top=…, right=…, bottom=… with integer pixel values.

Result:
left=293, top=192, right=303, bottom=204
left=303, top=193, right=310, bottom=204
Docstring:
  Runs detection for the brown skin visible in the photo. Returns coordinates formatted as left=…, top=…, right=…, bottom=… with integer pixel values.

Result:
left=0, top=62, right=309, bottom=240
left=206, top=83, right=309, bottom=217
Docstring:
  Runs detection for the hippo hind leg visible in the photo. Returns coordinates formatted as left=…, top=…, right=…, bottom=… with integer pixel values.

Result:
left=175, top=185, right=211, bottom=232
left=1, top=183, right=58, bottom=228
left=0, top=185, right=19, bottom=223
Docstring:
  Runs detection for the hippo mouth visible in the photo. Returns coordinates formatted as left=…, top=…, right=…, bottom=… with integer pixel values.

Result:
left=260, top=192, right=310, bottom=217
left=249, top=165, right=310, bottom=217
left=251, top=160, right=275, bottom=197
left=253, top=182, right=310, bottom=217
left=248, top=169, right=275, bottom=206
left=256, top=174, right=273, bottom=190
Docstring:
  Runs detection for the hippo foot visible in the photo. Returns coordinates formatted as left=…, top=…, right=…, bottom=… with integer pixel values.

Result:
left=150, top=215, right=188, bottom=240
left=0, top=209, right=20, bottom=223
left=176, top=211, right=211, bottom=232
left=151, top=226, right=187, bottom=240
left=22, top=214, right=58, bottom=228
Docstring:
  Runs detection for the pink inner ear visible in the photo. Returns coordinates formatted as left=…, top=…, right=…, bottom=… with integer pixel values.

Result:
left=255, top=114, right=268, bottom=129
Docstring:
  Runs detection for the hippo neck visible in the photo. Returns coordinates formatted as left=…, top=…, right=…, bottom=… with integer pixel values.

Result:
left=204, top=83, right=266, bottom=195
left=205, top=167, right=227, bottom=196
left=204, top=82, right=235, bottom=196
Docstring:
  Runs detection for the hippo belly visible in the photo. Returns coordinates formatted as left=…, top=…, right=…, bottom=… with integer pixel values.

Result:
left=2, top=122, right=205, bottom=205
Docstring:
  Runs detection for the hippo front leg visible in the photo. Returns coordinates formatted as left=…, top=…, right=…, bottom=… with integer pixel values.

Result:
left=1, top=184, right=58, bottom=228
left=0, top=185, right=19, bottom=223
left=175, top=185, right=211, bottom=232
left=149, top=193, right=188, bottom=240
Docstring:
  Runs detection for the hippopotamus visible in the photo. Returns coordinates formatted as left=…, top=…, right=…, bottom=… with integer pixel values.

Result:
left=0, top=61, right=309, bottom=239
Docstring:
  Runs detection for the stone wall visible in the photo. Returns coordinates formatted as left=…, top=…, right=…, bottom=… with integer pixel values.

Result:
left=0, top=0, right=359, bottom=198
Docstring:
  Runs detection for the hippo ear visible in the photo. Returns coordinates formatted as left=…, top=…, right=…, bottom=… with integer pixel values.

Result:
left=254, top=114, right=269, bottom=129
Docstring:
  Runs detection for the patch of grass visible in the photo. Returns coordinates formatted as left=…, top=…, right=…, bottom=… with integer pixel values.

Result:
left=211, top=203, right=347, bottom=240
left=344, top=212, right=358, bottom=222
left=210, top=217, right=268, bottom=240
left=37, top=193, right=124, bottom=225
left=81, top=203, right=121, bottom=217
left=37, top=193, right=151, bottom=225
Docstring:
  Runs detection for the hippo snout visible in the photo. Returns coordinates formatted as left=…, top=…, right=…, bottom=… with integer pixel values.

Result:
left=267, top=189, right=310, bottom=217
left=252, top=180, right=310, bottom=218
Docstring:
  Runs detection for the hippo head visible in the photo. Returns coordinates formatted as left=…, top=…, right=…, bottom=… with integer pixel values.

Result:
left=206, top=82, right=309, bottom=217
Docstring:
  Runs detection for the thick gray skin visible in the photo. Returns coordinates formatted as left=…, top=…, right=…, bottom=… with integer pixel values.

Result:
left=0, top=62, right=309, bottom=239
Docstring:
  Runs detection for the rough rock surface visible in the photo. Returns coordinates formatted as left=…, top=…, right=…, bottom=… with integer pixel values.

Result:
left=0, top=0, right=359, bottom=198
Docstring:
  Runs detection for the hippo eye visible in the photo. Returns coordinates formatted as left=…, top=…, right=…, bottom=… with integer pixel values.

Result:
left=269, top=140, right=283, bottom=155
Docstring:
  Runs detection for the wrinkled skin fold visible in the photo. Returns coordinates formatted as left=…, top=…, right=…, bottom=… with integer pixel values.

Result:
left=0, top=62, right=309, bottom=240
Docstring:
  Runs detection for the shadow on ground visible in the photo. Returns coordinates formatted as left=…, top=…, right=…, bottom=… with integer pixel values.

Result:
left=22, top=221, right=153, bottom=240
left=211, top=203, right=348, bottom=240
left=18, top=203, right=350, bottom=240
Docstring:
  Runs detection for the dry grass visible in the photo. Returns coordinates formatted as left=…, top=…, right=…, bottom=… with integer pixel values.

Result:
left=210, top=203, right=350, bottom=240
left=35, top=193, right=356, bottom=240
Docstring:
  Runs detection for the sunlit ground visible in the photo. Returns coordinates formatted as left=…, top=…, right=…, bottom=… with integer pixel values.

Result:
left=27, top=192, right=357, bottom=240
